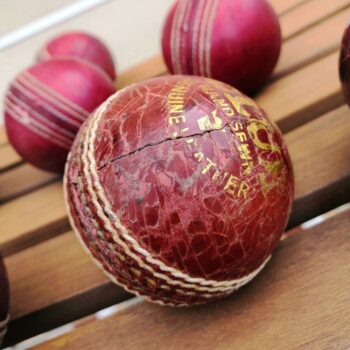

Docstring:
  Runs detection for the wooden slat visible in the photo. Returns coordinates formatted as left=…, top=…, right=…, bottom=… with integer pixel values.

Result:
left=0, top=49, right=342, bottom=259
left=286, top=105, right=350, bottom=227
left=275, top=7, right=349, bottom=78
left=32, top=208, right=350, bottom=350
left=5, top=103, right=350, bottom=345
left=269, top=0, right=306, bottom=15
left=0, top=183, right=69, bottom=256
left=0, top=164, right=58, bottom=204
left=0, top=23, right=343, bottom=187
left=3, top=231, right=130, bottom=345
left=257, top=52, right=342, bottom=132
left=281, top=0, right=350, bottom=40
left=0, top=144, right=22, bottom=173
left=0, top=128, right=8, bottom=146
left=116, top=55, right=167, bottom=90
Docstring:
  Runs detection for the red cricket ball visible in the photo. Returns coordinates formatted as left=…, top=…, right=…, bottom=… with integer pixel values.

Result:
left=339, top=24, right=350, bottom=106
left=4, top=58, right=115, bottom=173
left=38, top=31, right=117, bottom=81
left=65, top=75, right=294, bottom=306
left=0, top=254, right=9, bottom=345
left=162, top=0, right=281, bottom=95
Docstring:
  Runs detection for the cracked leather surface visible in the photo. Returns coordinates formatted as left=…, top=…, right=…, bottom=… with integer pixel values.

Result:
left=66, top=75, right=294, bottom=305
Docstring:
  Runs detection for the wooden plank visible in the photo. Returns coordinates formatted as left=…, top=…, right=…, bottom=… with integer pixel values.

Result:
left=269, top=0, right=306, bottom=15
left=116, top=55, right=167, bottom=90
left=275, top=7, right=350, bottom=78
left=0, top=182, right=69, bottom=256
left=0, top=50, right=343, bottom=258
left=0, top=164, right=58, bottom=204
left=4, top=104, right=350, bottom=345
left=0, top=35, right=342, bottom=175
left=257, top=52, right=342, bottom=132
left=286, top=105, right=350, bottom=227
left=281, top=0, right=350, bottom=40
left=31, top=208, right=350, bottom=350
left=4, top=231, right=130, bottom=346
left=0, top=128, right=8, bottom=146
left=0, top=143, right=22, bottom=173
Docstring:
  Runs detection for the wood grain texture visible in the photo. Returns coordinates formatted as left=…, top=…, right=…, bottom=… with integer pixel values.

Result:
left=0, top=144, right=22, bottom=173
left=269, top=0, right=306, bottom=15
left=1, top=1, right=349, bottom=347
left=0, top=182, right=69, bottom=256
left=4, top=103, right=350, bottom=345
left=275, top=6, right=349, bottom=79
left=116, top=55, right=167, bottom=90
left=257, top=52, right=342, bottom=132
left=0, top=164, right=58, bottom=204
left=286, top=105, right=350, bottom=226
left=4, top=231, right=130, bottom=345
left=281, top=0, right=350, bottom=40
left=32, top=209, right=350, bottom=350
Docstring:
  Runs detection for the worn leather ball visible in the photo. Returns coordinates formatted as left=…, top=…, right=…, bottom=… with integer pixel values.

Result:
left=4, top=58, right=115, bottom=173
left=162, top=0, right=281, bottom=94
left=38, top=31, right=117, bottom=81
left=0, top=254, right=9, bottom=345
left=65, top=75, right=294, bottom=306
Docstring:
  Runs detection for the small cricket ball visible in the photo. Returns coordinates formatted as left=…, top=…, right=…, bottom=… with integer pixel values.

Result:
left=161, top=0, right=281, bottom=94
left=0, top=254, right=9, bottom=345
left=38, top=31, right=117, bottom=81
left=65, top=75, right=294, bottom=306
left=4, top=58, right=115, bottom=173
left=339, top=24, right=350, bottom=106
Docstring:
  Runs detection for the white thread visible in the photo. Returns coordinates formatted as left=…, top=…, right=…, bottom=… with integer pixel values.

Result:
left=198, top=0, right=214, bottom=76
left=5, top=102, right=71, bottom=150
left=13, top=79, right=82, bottom=128
left=204, top=0, right=220, bottom=77
left=79, top=92, right=271, bottom=292
left=191, top=0, right=207, bottom=75
left=22, top=72, right=90, bottom=118
left=7, top=92, right=75, bottom=139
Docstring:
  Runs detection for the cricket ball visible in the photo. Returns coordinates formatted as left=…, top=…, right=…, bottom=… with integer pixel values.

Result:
left=38, top=31, right=117, bottom=81
left=65, top=75, right=294, bottom=306
left=4, top=58, right=115, bottom=173
left=161, top=0, right=281, bottom=94
left=0, top=254, right=9, bottom=345
left=339, top=24, right=350, bottom=106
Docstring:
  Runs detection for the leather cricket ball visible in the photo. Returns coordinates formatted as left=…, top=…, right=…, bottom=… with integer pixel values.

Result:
left=4, top=58, right=115, bottom=173
left=64, top=75, right=294, bottom=306
left=38, top=31, right=117, bottom=81
left=161, top=0, right=281, bottom=95
left=340, top=24, right=350, bottom=106
left=0, top=254, right=9, bottom=345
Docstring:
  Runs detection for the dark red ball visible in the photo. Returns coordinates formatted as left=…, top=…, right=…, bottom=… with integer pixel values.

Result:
left=38, top=31, right=117, bottom=81
left=65, top=75, right=293, bottom=306
left=0, top=255, right=9, bottom=345
left=339, top=24, right=350, bottom=105
left=4, top=58, right=115, bottom=173
left=162, top=0, right=281, bottom=94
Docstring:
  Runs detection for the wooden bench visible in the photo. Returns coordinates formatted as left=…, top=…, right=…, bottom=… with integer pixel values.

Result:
left=1, top=0, right=350, bottom=348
